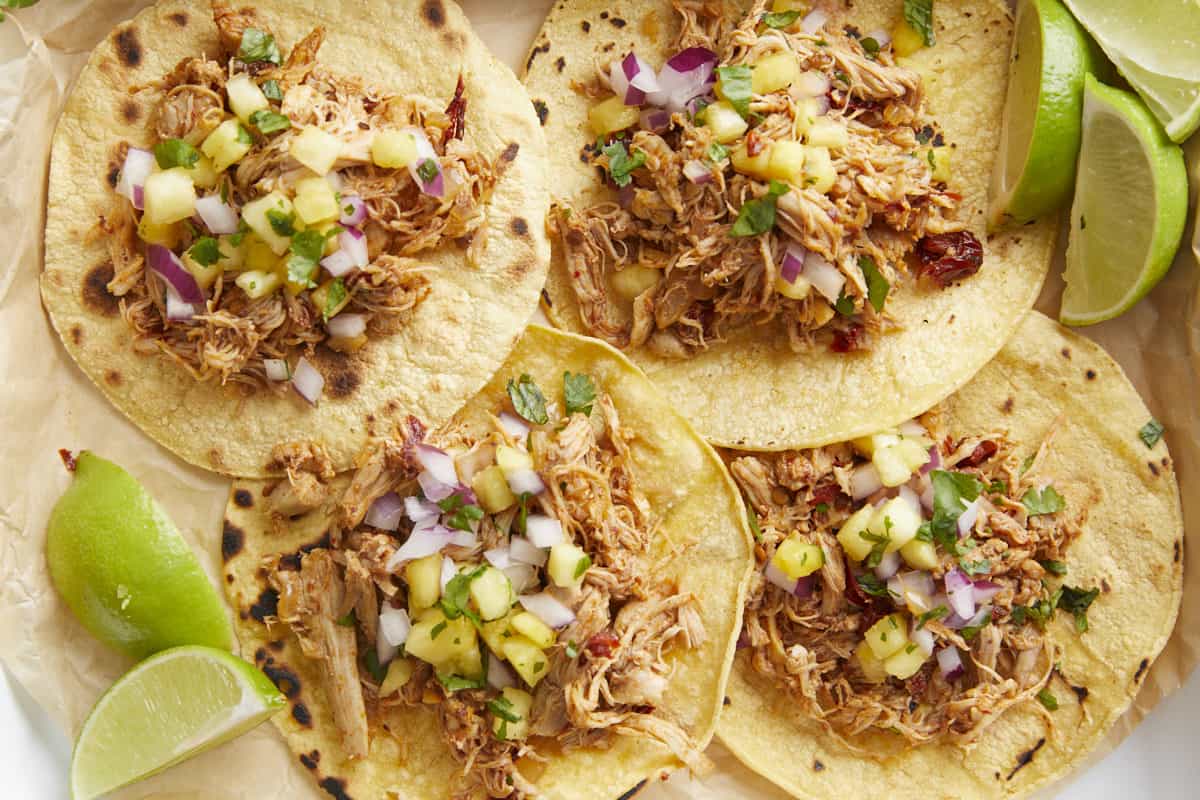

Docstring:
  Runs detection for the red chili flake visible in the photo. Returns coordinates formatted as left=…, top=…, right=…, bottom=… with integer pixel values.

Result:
left=830, top=323, right=865, bottom=353
left=585, top=630, right=620, bottom=658
left=58, top=449, right=77, bottom=472
left=810, top=483, right=841, bottom=507
left=745, top=129, right=766, bottom=157
left=915, top=231, right=983, bottom=288
left=959, top=440, right=998, bottom=468
left=442, top=75, right=467, bottom=146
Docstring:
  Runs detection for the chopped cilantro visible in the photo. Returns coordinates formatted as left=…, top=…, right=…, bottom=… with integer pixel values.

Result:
left=336, top=610, right=356, bottom=627
left=708, top=141, right=729, bottom=163
left=267, top=208, right=296, bottom=237
left=960, top=559, right=991, bottom=576
left=416, top=158, right=440, bottom=183
left=730, top=180, right=788, bottom=237
left=903, top=0, right=935, bottom=47
left=745, top=503, right=763, bottom=541
left=1057, top=585, right=1099, bottom=633
left=988, top=478, right=1007, bottom=495
left=915, top=126, right=934, bottom=145
left=563, top=371, right=596, bottom=416
left=440, top=565, right=488, bottom=625
left=814, top=502, right=830, bottom=514
left=235, top=123, right=253, bottom=146
left=861, top=36, right=881, bottom=57
left=439, top=495, right=484, bottom=532
left=285, top=229, right=326, bottom=290
left=565, top=640, right=580, bottom=659
left=238, top=28, right=281, bottom=65
left=507, top=373, right=549, bottom=424
left=261, top=79, right=283, bottom=102
left=363, top=648, right=387, bottom=682
left=859, top=524, right=891, bottom=569
left=600, top=140, right=647, bottom=187
left=715, top=64, right=754, bottom=118
left=322, top=278, right=347, bottom=323
left=1039, top=559, right=1068, bottom=576
left=1019, top=453, right=1036, bottom=475
left=858, top=255, right=889, bottom=312
left=834, top=291, right=855, bottom=316
left=855, top=573, right=891, bottom=598
left=761, top=10, right=802, bottom=29
left=959, top=608, right=991, bottom=641
left=437, top=672, right=486, bottom=692
left=574, top=555, right=592, bottom=579
left=1022, top=485, right=1066, bottom=517
left=914, top=521, right=934, bottom=543
left=1139, top=419, right=1165, bottom=449
left=153, top=138, right=200, bottom=170
left=430, top=620, right=448, bottom=639
left=926, top=470, right=984, bottom=555
left=1037, top=688, right=1059, bottom=711
left=488, top=695, right=522, bottom=724
left=915, top=605, right=948, bottom=629
left=515, top=491, right=533, bottom=536
left=249, top=109, right=291, bottom=134
left=188, top=236, right=222, bottom=267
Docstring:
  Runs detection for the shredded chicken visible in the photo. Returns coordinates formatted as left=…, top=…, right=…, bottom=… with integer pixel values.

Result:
left=727, top=415, right=1088, bottom=748
left=267, top=441, right=335, bottom=516
left=554, top=0, right=981, bottom=357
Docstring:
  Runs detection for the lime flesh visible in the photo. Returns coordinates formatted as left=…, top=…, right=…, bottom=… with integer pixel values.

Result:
left=989, top=0, right=1093, bottom=229
left=70, top=646, right=286, bottom=800
left=46, top=451, right=232, bottom=660
left=1060, top=76, right=1188, bottom=326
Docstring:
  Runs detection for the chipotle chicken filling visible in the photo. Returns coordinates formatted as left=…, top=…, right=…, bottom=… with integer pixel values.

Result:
left=552, top=1, right=983, bottom=357
left=727, top=413, right=1097, bottom=747
left=102, top=1, right=497, bottom=397
left=264, top=373, right=707, bottom=798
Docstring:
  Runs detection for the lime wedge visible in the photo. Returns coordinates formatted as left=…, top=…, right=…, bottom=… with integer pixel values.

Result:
left=1060, top=75, right=1188, bottom=326
left=70, top=646, right=286, bottom=800
left=1063, top=0, right=1200, bottom=141
left=989, top=0, right=1094, bottom=229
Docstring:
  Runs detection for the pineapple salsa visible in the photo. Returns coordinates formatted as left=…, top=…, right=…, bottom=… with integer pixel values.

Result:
left=552, top=1, right=984, bottom=357
left=727, top=412, right=1099, bottom=744
left=265, top=371, right=707, bottom=794
left=101, top=4, right=495, bottom=399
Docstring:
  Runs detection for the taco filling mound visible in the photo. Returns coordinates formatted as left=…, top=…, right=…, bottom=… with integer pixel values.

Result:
left=103, top=1, right=495, bottom=396
left=553, top=0, right=980, bottom=356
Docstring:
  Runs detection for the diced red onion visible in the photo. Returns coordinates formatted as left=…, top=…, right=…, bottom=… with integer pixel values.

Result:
left=379, top=606, right=411, bottom=648
left=448, top=530, right=478, bottom=549
left=617, top=184, right=636, bottom=209
left=794, top=575, right=815, bottom=598
left=812, top=94, right=831, bottom=115
left=340, top=226, right=370, bottom=269
left=116, top=148, right=154, bottom=210
left=192, top=195, right=235, bottom=235
left=339, top=194, right=367, bottom=226
left=682, top=159, right=713, bottom=185
left=519, top=592, right=575, bottom=629
left=264, top=358, right=290, bottom=381
left=888, top=570, right=934, bottom=612
left=801, top=252, right=844, bottom=303
left=911, top=625, right=935, bottom=656
left=326, top=313, right=365, bottom=339
left=945, top=569, right=975, bottom=620
left=850, top=463, right=883, bottom=500
left=937, top=646, right=964, bottom=680
left=406, top=495, right=441, bottom=523
left=416, top=444, right=459, bottom=486
left=963, top=606, right=991, bottom=630
left=919, top=481, right=935, bottom=511
left=484, top=546, right=511, bottom=569
left=487, top=653, right=517, bottom=690
left=291, top=357, right=324, bottom=405
left=440, top=556, right=457, bottom=592
left=524, top=514, right=563, bottom=548
left=403, top=128, right=444, bottom=197
left=973, top=580, right=1001, bottom=603
left=611, top=52, right=658, bottom=106
left=386, top=526, right=453, bottom=570
left=897, top=485, right=922, bottom=518
left=920, top=446, right=942, bottom=476
left=417, top=470, right=455, bottom=503
left=506, top=468, right=545, bottom=496
left=800, top=9, right=829, bottom=34
left=320, top=249, right=356, bottom=278
left=897, top=419, right=926, bottom=438
left=639, top=107, right=672, bottom=133
left=957, top=498, right=981, bottom=537
left=148, top=245, right=205, bottom=304
left=665, top=46, right=718, bottom=73
left=646, top=47, right=717, bottom=113
left=874, top=550, right=901, bottom=580
left=792, top=70, right=832, bottom=98
left=502, top=563, right=537, bottom=594
left=764, top=562, right=798, bottom=594
left=685, top=94, right=713, bottom=118
left=610, top=60, right=642, bottom=106
left=498, top=411, right=530, bottom=443
left=509, top=537, right=548, bottom=567
left=365, top=492, right=405, bottom=531
left=164, top=286, right=196, bottom=321
left=781, top=242, right=808, bottom=284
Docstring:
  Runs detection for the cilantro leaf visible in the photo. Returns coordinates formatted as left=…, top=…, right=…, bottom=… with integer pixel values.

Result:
left=574, top=554, right=593, bottom=579
left=249, top=109, right=291, bottom=134
left=188, top=236, right=222, bottom=267
left=1039, top=559, right=1068, bottom=576
left=960, top=559, right=991, bottom=576
left=708, top=142, right=729, bottom=163
left=903, top=0, right=935, bottom=47
left=261, top=79, right=283, bottom=102
left=1022, top=485, right=1066, bottom=517
left=507, top=374, right=548, bottom=424
left=565, top=640, right=580, bottom=659
left=915, top=605, right=948, bottom=629
left=416, top=158, right=440, bottom=183
left=1057, top=585, right=1099, bottom=633
left=761, top=10, right=802, bottom=29
left=731, top=180, right=788, bottom=237
left=436, top=672, right=486, bottom=692
left=238, top=28, right=282, bottom=65
left=861, top=36, right=881, bottom=57
left=267, top=208, right=297, bottom=237
left=601, top=140, right=647, bottom=188
left=363, top=648, right=387, bottom=682
left=715, top=64, right=754, bottom=118
left=858, top=524, right=891, bottom=569
left=855, top=573, right=891, bottom=598
left=153, top=138, right=200, bottom=170
left=745, top=502, right=763, bottom=541
left=959, top=608, right=991, bottom=641
left=336, top=610, right=357, bottom=627
left=1037, top=688, right=1059, bottom=711
left=487, top=695, right=522, bottom=722
left=440, top=565, right=488, bottom=624
left=446, top=501, right=484, bottom=532
left=834, top=291, right=855, bottom=316
left=1139, top=419, right=1165, bottom=449
left=285, top=229, right=326, bottom=290
left=430, top=620, right=448, bottom=639
left=322, top=278, right=347, bottom=323
left=988, top=478, right=1007, bottom=495
left=0, top=0, right=39, bottom=22
left=858, top=255, right=889, bottom=312
left=563, top=371, right=596, bottom=416
left=925, top=470, right=983, bottom=555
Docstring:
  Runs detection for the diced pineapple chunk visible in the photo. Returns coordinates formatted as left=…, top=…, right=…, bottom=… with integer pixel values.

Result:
left=293, top=176, right=340, bottom=225
left=547, top=542, right=591, bottom=589
left=496, top=445, right=534, bottom=477
left=137, top=219, right=180, bottom=248
left=855, top=640, right=889, bottom=683
left=240, top=191, right=294, bottom=255
left=469, top=567, right=513, bottom=621
left=328, top=334, right=368, bottom=354
left=310, top=279, right=351, bottom=319
left=752, top=51, right=800, bottom=95
left=503, top=635, right=550, bottom=687
left=406, top=609, right=477, bottom=669
left=290, top=126, right=342, bottom=175
left=183, top=251, right=221, bottom=291
left=201, top=119, right=252, bottom=172
left=806, top=118, right=849, bottom=149
left=793, top=97, right=821, bottom=136
left=703, top=100, right=749, bottom=143
left=379, top=657, right=415, bottom=696
left=217, top=234, right=246, bottom=270
left=864, top=613, right=909, bottom=660
left=772, top=0, right=809, bottom=11
left=900, top=538, right=939, bottom=571
left=182, top=153, right=220, bottom=190
left=803, top=145, right=837, bottom=193
left=510, top=611, right=556, bottom=650
left=473, top=465, right=517, bottom=514
left=835, top=505, right=876, bottom=561
left=892, top=18, right=926, bottom=58
left=226, top=73, right=269, bottom=123
left=926, top=145, right=952, bottom=183
left=772, top=536, right=825, bottom=579
left=775, top=272, right=812, bottom=300
left=406, top=554, right=444, bottom=611
left=491, top=686, right=533, bottom=741
left=611, top=265, right=661, bottom=299
left=731, top=142, right=773, bottom=179
left=589, top=95, right=640, bottom=137
left=234, top=269, right=281, bottom=299
left=894, top=438, right=931, bottom=473
left=884, top=642, right=929, bottom=679
left=142, top=168, right=196, bottom=226
left=871, top=496, right=923, bottom=552
left=765, top=140, right=806, bottom=185
left=371, top=130, right=418, bottom=169
left=851, top=431, right=900, bottom=457
left=453, top=642, right=485, bottom=681
left=873, top=444, right=916, bottom=487
left=480, top=612, right=516, bottom=657
left=242, top=235, right=279, bottom=272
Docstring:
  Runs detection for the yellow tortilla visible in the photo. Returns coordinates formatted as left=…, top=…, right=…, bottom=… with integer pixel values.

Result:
left=222, top=324, right=755, bottom=799
left=523, top=0, right=1055, bottom=450
left=42, top=0, right=549, bottom=477
left=718, top=311, right=1184, bottom=798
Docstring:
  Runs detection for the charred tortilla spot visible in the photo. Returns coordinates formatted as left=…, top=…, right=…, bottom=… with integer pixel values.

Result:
left=318, top=777, right=353, bottom=800
left=616, top=781, right=646, bottom=800
left=599, top=11, right=609, bottom=18
left=168, top=11, right=188, bottom=26
left=82, top=263, right=120, bottom=316
left=602, top=42, right=615, bottom=53
left=313, top=348, right=362, bottom=399
left=299, top=752, right=318, bottom=770
left=120, top=99, right=141, bottom=123
left=1149, top=461, right=1160, bottom=476
left=581, top=20, right=591, bottom=32
left=1061, top=347, right=1071, bottom=359
left=813, top=759, right=825, bottom=771
left=540, top=288, right=552, bottom=308
left=1085, top=368, right=1097, bottom=380
left=1006, top=737, right=1045, bottom=780
left=501, top=142, right=520, bottom=163
left=268, top=639, right=285, bottom=651
left=225, top=573, right=234, bottom=583
left=233, top=488, right=253, bottom=508
left=278, top=552, right=302, bottom=571
left=114, top=26, right=142, bottom=68
left=253, top=647, right=267, bottom=664
left=1001, top=396, right=1014, bottom=414
left=68, top=325, right=83, bottom=345
left=1175, top=539, right=1182, bottom=563
left=526, top=41, right=550, bottom=71
left=421, top=0, right=445, bottom=27
left=722, top=696, right=730, bottom=706
left=292, top=702, right=313, bottom=726
left=221, top=521, right=244, bottom=560
left=103, top=369, right=122, bottom=387
left=263, top=663, right=301, bottom=699
left=1134, top=658, right=1149, bottom=682
left=249, top=587, right=279, bottom=622
left=510, top=217, right=529, bottom=237
left=610, top=16, right=627, bottom=28
left=1070, top=683, right=1089, bottom=702
left=555, top=55, right=566, bottom=72
left=533, top=99, right=549, bottom=125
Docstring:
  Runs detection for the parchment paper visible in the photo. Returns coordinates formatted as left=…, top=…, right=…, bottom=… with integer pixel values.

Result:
left=0, top=2, right=1195, bottom=798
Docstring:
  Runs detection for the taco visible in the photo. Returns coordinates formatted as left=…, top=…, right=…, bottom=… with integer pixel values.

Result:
left=523, top=0, right=1054, bottom=450
left=221, top=325, right=753, bottom=799
left=42, top=0, right=549, bottom=477
left=716, top=311, right=1183, bottom=798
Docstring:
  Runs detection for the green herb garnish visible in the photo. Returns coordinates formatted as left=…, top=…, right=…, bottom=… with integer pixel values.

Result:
left=416, top=158, right=440, bottom=183
left=600, top=140, right=647, bottom=188
left=1057, top=585, right=1099, bottom=633
left=238, top=28, right=282, bottom=65
left=440, top=565, right=488, bottom=625
left=438, top=494, right=485, bottom=532
left=1139, top=419, right=1165, bottom=449
left=761, top=10, right=802, bottom=29
left=322, top=278, right=347, bottom=323
left=1022, top=485, right=1066, bottom=517
left=715, top=64, right=754, bottom=118
left=731, top=180, right=788, bottom=237
left=565, top=640, right=580, bottom=659
left=267, top=208, right=296, bottom=237
left=858, top=255, right=889, bottom=312
left=959, top=608, right=991, bottom=641
left=430, top=620, right=448, bottom=639
left=437, top=672, right=486, bottom=692
left=336, top=610, right=357, bottom=627
left=507, top=373, right=549, bottom=424
left=708, top=142, right=729, bottom=163
left=249, top=109, right=291, bottom=134
left=861, top=36, right=881, bottom=57
left=285, top=229, right=326, bottom=290
left=834, top=291, right=855, bottom=316
left=1037, top=688, right=1059, bottom=711
left=364, top=648, right=387, bottom=682
left=960, top=559, right=991, bottom=576
left=563, top=371, right=596, bottom=416
left=903, top=0, right=935, bottom=46
left=153, top=138, right=200, bottom=170
left=915, top=605, right=949, bottom=629
left=188, top=236, right=222, bottom=267
left=487, top=694, right=522, bottom=723
left=1039, top=559, right=1068, bottom=576
left=261, top=79, right=283, bottom=102
left=855, top=573, right=891, bottom=598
